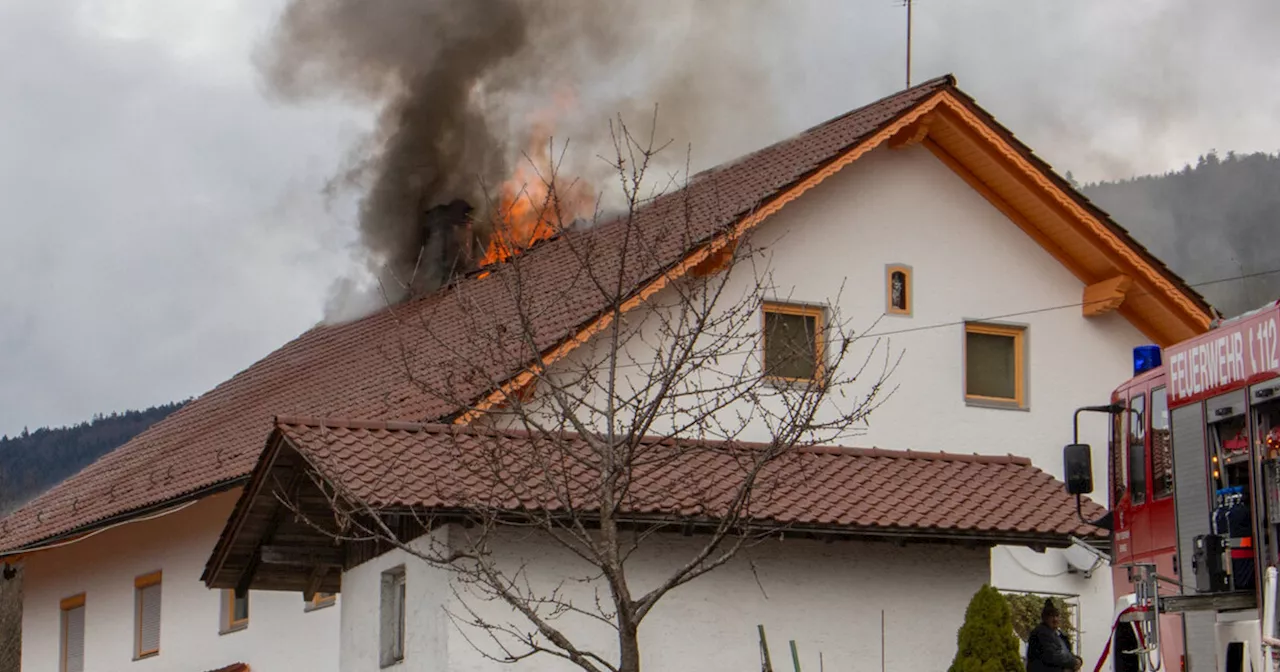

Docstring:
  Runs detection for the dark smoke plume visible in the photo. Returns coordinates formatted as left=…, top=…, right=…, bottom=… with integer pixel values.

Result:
left=258, top=0, right=783, bottom=320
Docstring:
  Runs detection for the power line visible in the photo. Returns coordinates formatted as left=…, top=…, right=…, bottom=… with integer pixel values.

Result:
left=861, top=267, right=1280, bottom=339
left=531, top=267, right=1280, bottom=374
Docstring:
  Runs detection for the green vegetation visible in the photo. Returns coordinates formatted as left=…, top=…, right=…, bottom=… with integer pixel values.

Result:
left=949, top=584, right=1025, bottom=672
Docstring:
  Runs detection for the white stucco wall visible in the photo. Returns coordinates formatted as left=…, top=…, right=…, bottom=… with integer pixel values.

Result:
left=337, top=525, right=989, bottom=672
left=339, top=528, right=451, bottom=672
left=503, top=143, right=1148, bottom=665
left=735, top=144, right=1142, bottom=664
left=18, top=489, right=340, bottom=672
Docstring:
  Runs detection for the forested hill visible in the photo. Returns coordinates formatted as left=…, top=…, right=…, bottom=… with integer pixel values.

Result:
left=0, top=402, right=186, bottom=515
left=1081, top=150, right=1280, bottom=318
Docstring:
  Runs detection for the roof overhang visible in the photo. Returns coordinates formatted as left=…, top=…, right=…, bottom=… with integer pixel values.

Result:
left=204, top=418, right=1106, bottom=594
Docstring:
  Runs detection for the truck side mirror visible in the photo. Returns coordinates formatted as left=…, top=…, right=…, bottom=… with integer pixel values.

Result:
left=1064, top=443, right=1093, bottom=495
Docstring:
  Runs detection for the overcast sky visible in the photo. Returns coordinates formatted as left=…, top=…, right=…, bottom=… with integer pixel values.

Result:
left=2, top=0, right=1278, bottom=436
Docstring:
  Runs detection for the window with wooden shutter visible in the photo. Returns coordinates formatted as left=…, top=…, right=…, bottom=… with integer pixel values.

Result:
left=60, top=594, right=85, bottom=672
left=134, top=571, right=161, bottom=659
left=380, top=567, right=406, bottom=667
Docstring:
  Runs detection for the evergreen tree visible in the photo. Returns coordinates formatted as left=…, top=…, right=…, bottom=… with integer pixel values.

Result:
left=949, top=584, right=1025, bottom=672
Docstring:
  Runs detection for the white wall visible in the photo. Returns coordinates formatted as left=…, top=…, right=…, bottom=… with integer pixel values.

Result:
left=505, top=144, right=1147, bottom=665
left=19, top=489, right=340, bottom=672
left=335, top=525, right=989, bottom=672
left=339, top=528, right=450, bottom=672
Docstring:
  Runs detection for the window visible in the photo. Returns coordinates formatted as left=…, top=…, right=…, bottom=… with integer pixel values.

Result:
left=886, top=264, right=912, bottom=315
left=1127, top=393, right=1147, bottom=504
left=380, top=568, right=406, bottom=667
left=221, top=589, right=249, bottom=633
left=134, top=571, right=161, bottom=659
left=963, top=322, right=1026, bottom=407
left=60, top=594, right=85, bottom=672
left=762, top=302, right=825, bottom=382
left=306, top=592, right=337, bottom=611
left=1152, top=387, right=1173, bottom=499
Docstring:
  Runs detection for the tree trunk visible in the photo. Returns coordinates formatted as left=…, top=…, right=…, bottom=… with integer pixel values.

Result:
left=618, top=619, right=641, bottom=672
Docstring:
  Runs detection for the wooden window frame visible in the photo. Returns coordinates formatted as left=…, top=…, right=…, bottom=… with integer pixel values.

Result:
left=60, top=593, right=85, bottom=672
left=963, top=322, right=1027, bottom=409
left=133, top=571, right=161, bottom=660
left=306, top=592, right=337, bottom=612
left=761, top=301, right=826, bottom=384
left=221, top=589, right=249, bottom=633
left=886, top=263, right=913, bottom=316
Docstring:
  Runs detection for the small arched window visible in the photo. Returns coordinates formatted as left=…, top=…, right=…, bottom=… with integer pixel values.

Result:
left=886, top=264, right=912, bottom=316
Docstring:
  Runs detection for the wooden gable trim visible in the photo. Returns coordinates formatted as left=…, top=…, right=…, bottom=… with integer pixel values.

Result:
left=926, top=91, right=1212, bottom=339
left=1083, top=275, right=1133, bottom=317
left=455, top=91, right=951, bottom=425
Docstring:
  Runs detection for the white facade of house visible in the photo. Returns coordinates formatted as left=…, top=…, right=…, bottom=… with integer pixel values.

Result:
left=340, top=525, right=990, bottom=672
left=492, top=143, right=1145, bottom=665
left=724, top=144, right=1138, bottom=664
left=15, top=141, right=1157, bottom=671
left=18, top=490, right=341, bottom=672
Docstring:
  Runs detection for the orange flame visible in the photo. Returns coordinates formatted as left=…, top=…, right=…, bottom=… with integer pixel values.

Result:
left=479, top=96, right=594, bottom=267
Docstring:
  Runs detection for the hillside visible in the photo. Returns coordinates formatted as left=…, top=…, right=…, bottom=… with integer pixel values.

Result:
left=1081, top=151, right=1280, bottom=318
left=0, top=402, right=186, bottom=515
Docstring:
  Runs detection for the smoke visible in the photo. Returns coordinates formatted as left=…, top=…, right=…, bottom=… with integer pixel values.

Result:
left=258, top=0, right=787, bottom=320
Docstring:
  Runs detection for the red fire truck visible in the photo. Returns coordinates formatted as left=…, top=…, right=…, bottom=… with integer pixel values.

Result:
left=1065, top=300, right=1280, bottom=671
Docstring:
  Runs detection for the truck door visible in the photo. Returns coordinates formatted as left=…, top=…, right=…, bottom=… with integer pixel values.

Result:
left=1127, top=390, right=1153, bottom=558
left=1112, top=394, right=1135, bottom=565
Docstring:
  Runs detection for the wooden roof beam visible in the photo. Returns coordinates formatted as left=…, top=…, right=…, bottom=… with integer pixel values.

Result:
left=889, top=113, right=935, bottom=150
left=1083, top=275, right=1133, bottom=317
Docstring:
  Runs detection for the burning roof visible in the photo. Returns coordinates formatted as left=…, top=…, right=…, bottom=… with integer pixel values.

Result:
left=0, top=76, right=1212, bottom=555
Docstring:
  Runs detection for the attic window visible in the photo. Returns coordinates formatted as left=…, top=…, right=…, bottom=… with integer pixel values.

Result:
left=886, top=264, right=912, bottom=316
left=762, top=302, right=825, bottom=383
left=964, top=322, right=1026, bottom=408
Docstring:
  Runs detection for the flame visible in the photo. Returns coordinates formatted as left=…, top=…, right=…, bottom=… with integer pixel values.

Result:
left=479, top=95, right=594, bottom=267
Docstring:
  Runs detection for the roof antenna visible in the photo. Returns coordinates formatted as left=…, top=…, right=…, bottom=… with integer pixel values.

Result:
left=904, top=0, right=914, bottom=88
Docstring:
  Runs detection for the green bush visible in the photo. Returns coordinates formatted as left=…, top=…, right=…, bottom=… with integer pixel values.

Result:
left=949, top=584, right=1026, bottom=672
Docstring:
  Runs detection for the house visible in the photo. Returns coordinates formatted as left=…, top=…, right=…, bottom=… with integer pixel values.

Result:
left=0, top=74, right=1214, bottom=671
left=204, top=418, right=1102, bottom=671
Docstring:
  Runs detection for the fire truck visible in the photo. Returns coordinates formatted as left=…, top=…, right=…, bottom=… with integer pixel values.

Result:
left=1064, top=299, right=1280, bottom=671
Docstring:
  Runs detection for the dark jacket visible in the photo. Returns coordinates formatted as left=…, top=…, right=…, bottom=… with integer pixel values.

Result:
left=1027, top=623, right=1077, bottom=672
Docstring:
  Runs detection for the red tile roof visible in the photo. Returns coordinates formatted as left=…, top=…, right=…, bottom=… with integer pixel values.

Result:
left=0, top=74, right=1194, bottom=554
left=261, top=416, right=1103, bottom=543
left=0, top=77, right=954, bottom=554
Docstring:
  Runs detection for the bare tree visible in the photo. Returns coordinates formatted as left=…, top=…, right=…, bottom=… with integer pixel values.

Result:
left=287, top=116, right=898, bottom=672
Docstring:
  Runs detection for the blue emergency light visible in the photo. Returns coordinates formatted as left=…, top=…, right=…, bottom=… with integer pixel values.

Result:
left=1134, top=345, right=1162, bottom=376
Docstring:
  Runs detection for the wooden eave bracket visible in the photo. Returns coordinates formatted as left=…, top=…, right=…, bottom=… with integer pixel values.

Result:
left=1083, top=275, right=1132, bottom=317
left=889, top=113, right=935, bottom=150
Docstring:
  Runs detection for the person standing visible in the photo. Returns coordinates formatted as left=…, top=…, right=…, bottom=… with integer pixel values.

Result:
left=1026, top=599, right=1083, bottom=672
